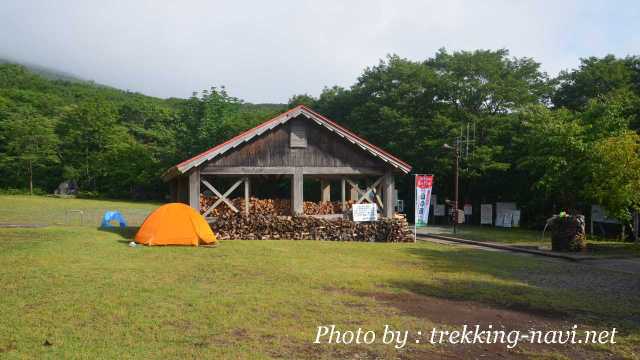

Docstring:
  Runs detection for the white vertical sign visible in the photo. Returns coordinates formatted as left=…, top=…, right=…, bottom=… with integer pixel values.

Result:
left=415, top=175, right=434, bottom=229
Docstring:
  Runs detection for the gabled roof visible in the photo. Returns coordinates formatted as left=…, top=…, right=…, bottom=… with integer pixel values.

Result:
left=162, top=105, right=412, bottom=181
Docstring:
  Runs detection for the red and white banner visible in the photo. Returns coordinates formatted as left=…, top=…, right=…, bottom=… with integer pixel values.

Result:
left=415, top=175, right=434, bottom=227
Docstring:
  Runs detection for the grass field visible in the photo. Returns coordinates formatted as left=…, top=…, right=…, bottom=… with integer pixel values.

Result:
left=0, top=195, right=159, bottom=226
left=424, top=225, right=640, bottom=257
left=1, top=196, right=639, bottom=359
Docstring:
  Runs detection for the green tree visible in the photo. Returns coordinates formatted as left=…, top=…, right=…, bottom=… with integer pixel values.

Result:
left=0, top=107, right=60, bottom=194
left=287, top=94, right=316, bottom=109
left=57, top=100, right=129, bottom=191
left=585, top=132, right=640, bottom=221
left=516, top=106, right=588, bottom=209
left=553, top=55, right=639, bottom=110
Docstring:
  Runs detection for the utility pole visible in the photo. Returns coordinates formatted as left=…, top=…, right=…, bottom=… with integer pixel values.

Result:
left=453, top=141, right=460, bottom=234
left=443, top=141, right=460, bottom=234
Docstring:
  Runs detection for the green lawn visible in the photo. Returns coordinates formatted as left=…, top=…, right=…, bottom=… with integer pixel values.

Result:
left=424, top=225, right=640, bottom=257
left=0, top=195, right=159, bottom=226
left=1, top=196, right=639, bottom=359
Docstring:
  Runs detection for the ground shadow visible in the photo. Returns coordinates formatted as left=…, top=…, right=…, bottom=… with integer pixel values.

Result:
left=383, top=246, right=640, bottom=328
left=97, top=226, right=139, bottom=243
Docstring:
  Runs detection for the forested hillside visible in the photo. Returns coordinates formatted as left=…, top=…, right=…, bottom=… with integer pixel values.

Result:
left=0, top=62, right=284, bottom=199
left=0, top=49, right=639, bottom=224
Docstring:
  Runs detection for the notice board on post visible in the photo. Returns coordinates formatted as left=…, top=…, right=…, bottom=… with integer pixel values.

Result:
left=480, top=204, right=493, bottom=225
left=352, top=203, right=378, bottom=222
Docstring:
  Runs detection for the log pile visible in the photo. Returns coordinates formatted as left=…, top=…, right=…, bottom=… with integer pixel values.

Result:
left=208, top=212, right=414, bottom=242
left=200, top=196, right=355, bottom=216
left=201, top=195, right=412, bottom=242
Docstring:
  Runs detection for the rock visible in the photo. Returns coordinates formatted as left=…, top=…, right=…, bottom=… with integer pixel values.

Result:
left=54, top=180, right=78, bottom=196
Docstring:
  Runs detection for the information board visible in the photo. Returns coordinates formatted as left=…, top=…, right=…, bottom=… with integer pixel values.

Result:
left=480, top=204, right=493, bottom=225
left=352, top=203, right=378, bottom=222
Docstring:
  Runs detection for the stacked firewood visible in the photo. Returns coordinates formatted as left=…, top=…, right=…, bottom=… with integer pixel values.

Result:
left=208, top=212, right=414, bottom=242
left=200, top=196, right=355, bottom=216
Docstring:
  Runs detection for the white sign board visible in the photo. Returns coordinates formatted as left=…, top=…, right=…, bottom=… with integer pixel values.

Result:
left=434, top=204, right=445, bottom=216
left=495, top=202, right=517, bottom=227
left=352, top=203, right=378, bottom=222
left=511, top=210, right=521, bottom=227
left=480, top=204, right=493, bottom=225
left=502, top=212, right=513, bottom=228
left=591, top=205, right=619, bottom=224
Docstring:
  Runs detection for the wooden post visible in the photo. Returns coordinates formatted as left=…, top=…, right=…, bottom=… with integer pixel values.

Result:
left=244, top=177, right=250, bottom=216
left=169, top=179, right=178, bottom=202
left=341, top=178, right=346, bottom=212
left=382, top=172, right=395, bottom=218
left=349, top=182, right=359, bottom=201
left=188, top=168, right=200, bottom=213
left=320, top=180, right=331, bottom=203
left=291, top=168, right=303, bottom=216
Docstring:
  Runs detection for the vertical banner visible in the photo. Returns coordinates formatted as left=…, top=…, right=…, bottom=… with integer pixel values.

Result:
left=415, top=175, right=434, bottom=233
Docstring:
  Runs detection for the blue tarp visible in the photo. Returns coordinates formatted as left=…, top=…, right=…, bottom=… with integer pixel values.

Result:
left=101, top=211, right=127, bottom=228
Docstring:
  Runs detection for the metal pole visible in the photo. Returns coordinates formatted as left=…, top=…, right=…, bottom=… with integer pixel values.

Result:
left=453, top=142, right=459, bottom=235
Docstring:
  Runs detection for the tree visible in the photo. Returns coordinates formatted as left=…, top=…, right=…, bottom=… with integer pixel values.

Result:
left=287, top=94, right=316, bottom=109
left=553, top=55, right=638, bottom=110
left=585, top=132, right=640, bottom=222
left=516, top=106, right=588, bottom=209
left=0, top=107, right=59, bottom=194
left=517, top=95, right=639, bottom=220
left=57, top=100, right=128, bottom=191
left=176, top=87, right=243, bottom=158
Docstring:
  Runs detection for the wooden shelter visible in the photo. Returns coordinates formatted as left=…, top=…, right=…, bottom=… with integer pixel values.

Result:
left=162, top=105, right=412, bottom=218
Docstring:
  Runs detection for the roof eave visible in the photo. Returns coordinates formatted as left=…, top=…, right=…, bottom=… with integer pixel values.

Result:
left=163, top=105, right=413, bottom=178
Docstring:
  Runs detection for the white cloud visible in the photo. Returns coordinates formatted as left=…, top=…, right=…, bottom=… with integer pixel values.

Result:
left=0, top=0, right=637, bottom=102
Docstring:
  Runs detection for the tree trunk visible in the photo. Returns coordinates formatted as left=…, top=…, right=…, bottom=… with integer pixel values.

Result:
left=28, top=159, right=33, bottom=195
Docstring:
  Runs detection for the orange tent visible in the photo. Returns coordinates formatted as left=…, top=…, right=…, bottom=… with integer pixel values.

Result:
left=135, top=203, right=217, bottom=246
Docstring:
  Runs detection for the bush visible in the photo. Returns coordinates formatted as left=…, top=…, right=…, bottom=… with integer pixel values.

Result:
left=0, top=188, right=47, bottom=195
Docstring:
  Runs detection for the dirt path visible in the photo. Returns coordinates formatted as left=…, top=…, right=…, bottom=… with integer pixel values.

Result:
left=364, top=291, right=623, bottom=359
left=419, top=234, right=640, bottom=275
left=582, top=257, right=640, bottom=275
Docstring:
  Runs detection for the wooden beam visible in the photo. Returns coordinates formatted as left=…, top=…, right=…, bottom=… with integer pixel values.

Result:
left=356, top=176, right=384, bottom=205
left=303, top=167, right=384, bottom=175
left=340, top=178, right=346, bottom=212
left=188, top=168, right=200, bottom=212
left=201, top=166, right=385, bottom=176
left=201, top=179, right=242, bottom=216
left=345, top=179, right=364, bottom=201
left=291, top=168, right=303, bottom=216
left=244, top=177, right=250, bottom=216
left=349, top=182, right=359, bottom=201
left=203, top=167, right=294, bottom=175
left=382, top=172, right=395, bottom=218
left=320, top=180, right=330, bottom=202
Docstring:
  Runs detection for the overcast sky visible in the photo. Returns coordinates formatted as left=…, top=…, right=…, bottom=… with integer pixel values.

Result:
left=1, top=0, right=638, bottom=103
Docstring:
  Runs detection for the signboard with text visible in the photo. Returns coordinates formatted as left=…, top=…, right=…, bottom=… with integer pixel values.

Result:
left=480, top=204, right=493, bottom=225
left=352, top=203, right=378, bottom=222
left=415, top=175, right=434, bottom=227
